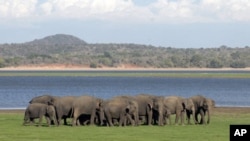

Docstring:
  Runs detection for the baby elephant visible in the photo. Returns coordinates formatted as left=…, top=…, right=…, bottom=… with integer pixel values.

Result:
left=23, top=103, right=57, bottom=127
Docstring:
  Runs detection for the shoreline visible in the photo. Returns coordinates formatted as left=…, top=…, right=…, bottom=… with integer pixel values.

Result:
left=1, top=66, right=250, bottom=71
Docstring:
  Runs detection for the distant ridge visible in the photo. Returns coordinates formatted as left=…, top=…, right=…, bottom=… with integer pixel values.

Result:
left=25, top=34, right=87, bottom=45
left=0, top=34, right=249, bottom=69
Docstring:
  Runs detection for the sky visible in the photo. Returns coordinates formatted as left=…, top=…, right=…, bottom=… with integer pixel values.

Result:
left=0, top=0, right=250, bottom=48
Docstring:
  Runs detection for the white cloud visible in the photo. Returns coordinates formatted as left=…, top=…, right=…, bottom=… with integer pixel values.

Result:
left=0, top=0, right=250, bottom=23
left=0, top=0, right=37, bottom=18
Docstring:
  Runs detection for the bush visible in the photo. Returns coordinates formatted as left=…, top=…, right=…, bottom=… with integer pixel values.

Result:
left=208, top=59, right=223, bottom=68
left=230, top=61, right=246, bottom=68
left=89, top=63, right=97, bottom=68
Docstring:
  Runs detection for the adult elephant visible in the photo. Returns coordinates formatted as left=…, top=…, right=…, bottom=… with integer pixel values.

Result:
left=102, top=96, right=138, bottom=127
left=184, top=98, right=198, bottom=125
left=194, top=98, right=215, bottom=124
left=50, top=96, right=77, bottom=126
left=152, top=96, right=194, bottom=126
left=29, top=94, right=57, bottom=105
left=113, top=95, right=139, bottom=126
left=23, top=103, right=57, bottom=127
left=71, top=95, right=103, bottom=126
left=188, top=95, right=210, bottom=124
left=134, top=94, right=155, bottom=125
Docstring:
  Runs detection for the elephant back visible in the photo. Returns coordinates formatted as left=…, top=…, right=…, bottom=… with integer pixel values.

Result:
left=29, top=94, right=57, bottom=105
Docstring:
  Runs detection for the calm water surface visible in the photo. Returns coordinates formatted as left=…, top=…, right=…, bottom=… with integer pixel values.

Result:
left=0, top=74, right=250, bottom=109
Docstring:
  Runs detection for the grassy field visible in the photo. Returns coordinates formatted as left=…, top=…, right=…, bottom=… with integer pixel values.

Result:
left=0, top=107, right=250, bottom=141
left=0, top=70, right=250, bottom=78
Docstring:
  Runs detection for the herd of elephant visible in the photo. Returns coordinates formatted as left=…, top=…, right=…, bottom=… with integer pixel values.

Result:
left=23, top=94, right=215, bottom=127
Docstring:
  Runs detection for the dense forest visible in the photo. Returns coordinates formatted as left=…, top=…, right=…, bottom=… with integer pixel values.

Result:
left=0, top=34, right=250, bottom=68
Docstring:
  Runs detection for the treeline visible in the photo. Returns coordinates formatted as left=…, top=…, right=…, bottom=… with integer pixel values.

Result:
left=0, top=34, right=250, bottom=68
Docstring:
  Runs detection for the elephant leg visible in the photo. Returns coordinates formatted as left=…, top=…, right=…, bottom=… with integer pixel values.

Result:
left=77, top=119, right=81, bottom=125
left=126, top=114, right=135, bottom=126
left=199, top=110, right=206, bottom=124
left=45, top=117, right=50, bottom=127
left=180, top=111, right=185, bottom=125
left=90, top=111, right=96, bottom=125
left=147, top=111, right=153, bottom=125
left=38, top=116, right=43, bottom=127
left=23, top=119, right=29, bottom=126
left=175, top=113, right=180, bottom=125
left=71, top=111, right=78, bottom=126
left=57, top=116, right=62, bottom=126
left=206, top=109, right=210, bottom=124
left=30, top=118, right=34, bottom=126
left=105, top=113, right=114, bottom=127
left=53, top=116, right=58, bottom=126
left=119, top=114, right=126, bottom=126
left=134, top=113, right=139, bottom=126
left=186, top=111, right=191, bottom=124
left=63, top=118, right=68, bottom=125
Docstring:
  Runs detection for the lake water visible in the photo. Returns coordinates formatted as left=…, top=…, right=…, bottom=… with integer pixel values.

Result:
left=0, top=71, right=250, bottom=109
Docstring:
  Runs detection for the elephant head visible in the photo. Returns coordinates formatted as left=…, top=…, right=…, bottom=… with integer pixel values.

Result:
left=200, top=98, right=210, bottom=124
left=183, top=98, right=197, bottom=124
left=125, top=100, right=139, bottom=126
left=152, top=96, right=164, bottom=126
left=96, top=98, right=104, bottom=125
left=191, top=95, right=211, bottom=124
left=46, top=105, right=58, bottom=126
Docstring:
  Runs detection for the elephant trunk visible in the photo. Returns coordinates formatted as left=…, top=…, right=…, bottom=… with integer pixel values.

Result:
left=99, top=108, right=105, bottom=126
left=192, top=107, right=197, bottom=124
left=207, top=109, right=210, bottom=124
left=158, top=111, right=163, bottom=126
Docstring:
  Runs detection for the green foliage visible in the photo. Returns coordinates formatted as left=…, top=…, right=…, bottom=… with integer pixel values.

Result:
left=190, top=54, right=203, bottom=67
left=90, top=62, right=98, bottom=68
left=0, top=57, right=5, bottom=68
left=0, top=112, right=250, bottom=141
left=230, top=61, right=246, bottom=68
left=0, top=35, right=250, bottom=68
left=208, top=59, right=223, bottom=68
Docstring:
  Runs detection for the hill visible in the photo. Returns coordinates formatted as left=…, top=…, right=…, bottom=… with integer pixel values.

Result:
left=0, top=34, right=250, bottom=68
left=25, top=34, right=87, bottom=45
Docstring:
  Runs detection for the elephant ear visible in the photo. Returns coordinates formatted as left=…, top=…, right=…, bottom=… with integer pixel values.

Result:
left=125, top=105, right=130, bottom=113
left=147, top=103, right=153, bottom=111
left=182, top=101, right=186, bottom=110
left=47, top=101, right=52, bottom=105
left=199, top=100, right=204, bottom=107
left=98, top=99, right=104, bottom=107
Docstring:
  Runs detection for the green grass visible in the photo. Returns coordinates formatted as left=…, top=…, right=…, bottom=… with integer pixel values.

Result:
left=0, top=70, right=250, bottom=78
left=1, top=112, right=249, bottom=141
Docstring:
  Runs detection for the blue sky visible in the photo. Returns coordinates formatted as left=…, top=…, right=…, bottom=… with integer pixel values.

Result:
left=0, top=0, right=250, bottom=48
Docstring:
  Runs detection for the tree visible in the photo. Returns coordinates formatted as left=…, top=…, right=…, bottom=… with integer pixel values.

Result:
left=0, top=58, right=5, bottom=68
left=230, top=61, right=246, bottom=68
left=207, top=59, right=223, bottom=68
left=190, top=54, right=202, bottom=67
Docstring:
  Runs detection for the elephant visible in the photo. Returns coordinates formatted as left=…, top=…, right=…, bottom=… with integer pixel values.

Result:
left=50, top=96, right=77, bottom=126
left=184, top=98, right=198, bottom=125
left=194, top=98, right=215, bottom=124
left=23, top=103, right=57, bottom=127
left=188, top=95, right=210, bottom=125
left=29, top=94, right=59, bottom=125
left=102, top=96, right=138, bottom=127
left=133, top=94, right=155, bottom=125
left=112, top=95, right=139, bottom=126
left=153, top=96, right=185, bottom=125
left=152, top=96, right=193, bottom=126
left=71, top=95, right=103, bottom=126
